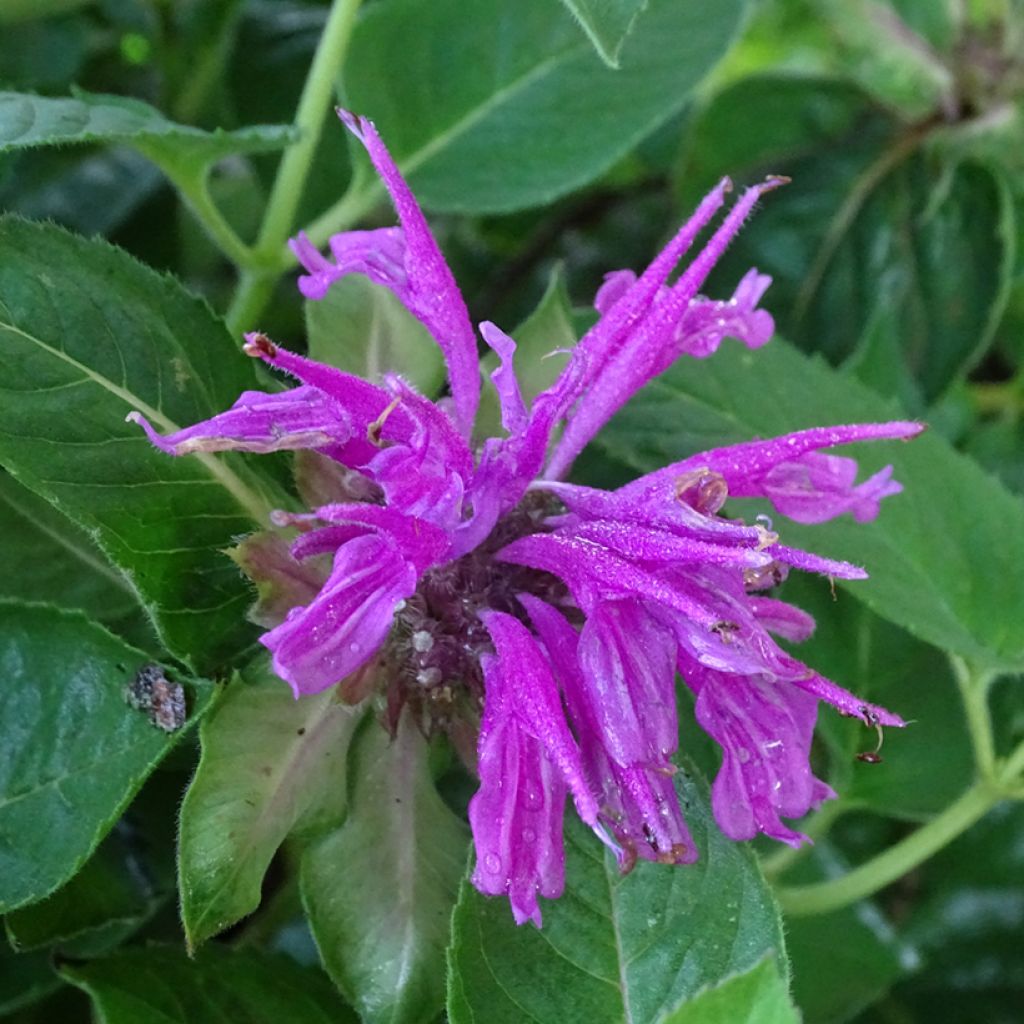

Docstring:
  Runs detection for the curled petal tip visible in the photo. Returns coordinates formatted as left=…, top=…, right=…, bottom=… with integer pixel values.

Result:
left=763, top=174, right=791, bottom=189
left=720, top=175, right=733, bottom=194
left=243, top=332, right=277, bottom=359
left=125, top=410, right=141, bottom=425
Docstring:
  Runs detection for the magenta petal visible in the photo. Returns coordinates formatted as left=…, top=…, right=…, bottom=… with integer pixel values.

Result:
left=469, top=652, right=567, bottom=927
left=622, top=421, right=924, bottom=519
left=479, top=610, right=600, bottom=827
left=577, top=600, right=679, bottom=768
left=128, top=386, right=351, bottom=456
left=546, top=180, right=783, bottom=479
left=480, top=321, right=528, bottom=435
left=686, top=661, right=834, bottom=846
left=337, top=111, right=480, bottom=437
left=261, top=534, right=416, bottom=696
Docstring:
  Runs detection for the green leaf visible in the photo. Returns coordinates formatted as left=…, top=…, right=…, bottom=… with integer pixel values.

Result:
left=558, top=0, right=649, bottom=68
left=0, top=472, right=138, bottom=622
left=179, top=658, right=363, bottom=949
left=0, top=601, right=209, bottom=913
left=302, top=714, right=469, bottom=1024
left=0, top=89, right=294, bottom=175
left=782, top=576, right=973, bottom=820
left=660, top=957, right=798, bottom=1024
left=5, top=831, right=162, bottom=954
left=62, top=944, right=358, bottom=1024
left=678, top=76, right=1017, bottom=402
left=447, top=762, right=786, bottom=1024
left=475, top=264, right=576, bottom=442
left=0, top=217, right=284, bottom=670
left=595, top=338, right=1024, bottom=671
left=305, top=274, right=445, bottom=396
left=344, top=0, right=745, bottom=213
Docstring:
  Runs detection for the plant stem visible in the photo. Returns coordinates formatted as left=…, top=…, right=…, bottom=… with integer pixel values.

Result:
left=950, top=654, right=998, bottom=779
left=1003, top=733, right=1024, bottom=780
left=226, top=0, right=364, bottom=334
left=170, top=169, right=258, bottom=270
left=775, top=780, right=1000, bottom=916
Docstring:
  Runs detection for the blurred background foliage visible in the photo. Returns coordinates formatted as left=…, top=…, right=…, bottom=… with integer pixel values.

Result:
left=1, top=1, right=1023, bottom=1022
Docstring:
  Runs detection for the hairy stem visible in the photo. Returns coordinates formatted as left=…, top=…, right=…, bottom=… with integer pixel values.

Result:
left=775, top=781, right=1000, bottom=916
left=226, top=0, right=364, bottom=334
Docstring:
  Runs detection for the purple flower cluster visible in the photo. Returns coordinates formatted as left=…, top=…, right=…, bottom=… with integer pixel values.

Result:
left=131, top=112, right=919, bottom=926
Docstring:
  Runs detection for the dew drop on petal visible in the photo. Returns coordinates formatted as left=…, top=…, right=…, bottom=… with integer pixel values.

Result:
left=484, top=853, right=502, bottom=875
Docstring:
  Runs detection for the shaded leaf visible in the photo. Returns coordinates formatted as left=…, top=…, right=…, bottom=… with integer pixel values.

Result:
left=0, top=218, right=284, bottom=670
left=0, top=941, right=61, bottom=1016
left=344, top=0, right=745, bottom=213
left=678, top=76, right=1016, bottom=402
left=782, top=843, right=919, bottom=1023
left=302, top=714, right=469, bottom=1024
left=305, top=274, right=445, bottom=396
left=661, top=957, right=797, bottom=1024
left=0, top=601, right=208, bottom=913
left=559, top=0, right=649, bottom=68
left=475, top=264, right=576, bottom=441
left=447, top=762, right=786, bottom=1024
left=179, top=658, right=363, bottom=948
left=596, top=338, right=1024, bottom=670
left=62, top=944, right=358, bottom=1024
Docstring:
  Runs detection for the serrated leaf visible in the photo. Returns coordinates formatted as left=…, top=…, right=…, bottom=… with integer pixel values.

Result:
left=559, top=0, right=649, bottom=68
left=0, top=472, right=138, bottom=622
left=179, top=658, right=363, bottom=949
left=0, top=89, right=294, bottom=176
left=447, top=763, right=786, bottom=1024
left=0, top=601, right=209, bottom=913
left=305, top=274, right=445, bottom=396
left=343, top=0, right=744, bottom=214
left=0, top=218, right=285, bottom=670
left=661, top=957, right=798, bottom=1024
left=302, top=714, right=469, bottom=1024
left=61, top=944, right=358, bottom=1024
left=595, top=339, right=1024, bottom=671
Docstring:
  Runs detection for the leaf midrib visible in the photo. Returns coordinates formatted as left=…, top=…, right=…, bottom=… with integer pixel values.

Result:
left=0, top=318, right=270, bottom=524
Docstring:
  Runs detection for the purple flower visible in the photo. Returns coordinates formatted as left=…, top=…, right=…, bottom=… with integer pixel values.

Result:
left=130, top=111, right=922, bottom=926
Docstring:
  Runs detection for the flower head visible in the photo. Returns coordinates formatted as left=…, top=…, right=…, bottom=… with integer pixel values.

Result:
left=131, top=111, right=922, bottom=926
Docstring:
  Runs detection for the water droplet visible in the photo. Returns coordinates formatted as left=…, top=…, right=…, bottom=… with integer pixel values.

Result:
left=737, top=747, right=751, bottom=764
left=523, top=789, right=543, bottom=810
left=484, top=853, right=502, bottom=875
left=522, top=828, right=537, bottom=844
left=349, top=642, right=361, bottom=654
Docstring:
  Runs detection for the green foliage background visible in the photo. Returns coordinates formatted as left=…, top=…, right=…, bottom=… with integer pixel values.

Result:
left=1, top=0, right=1023, bottom=1021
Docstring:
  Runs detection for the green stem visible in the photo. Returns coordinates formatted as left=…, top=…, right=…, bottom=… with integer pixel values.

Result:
left=1003, top=734, right=1024, bottom=781
left=776, top=781, right=1000, bottom=916
left=950, top=655, right=999, bottom=779
left=169, top=169, right=259, bottom=270
left=226, top=0, right=364, bottom=334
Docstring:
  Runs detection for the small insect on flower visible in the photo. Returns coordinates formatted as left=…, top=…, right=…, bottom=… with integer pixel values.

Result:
left=124, top=664, right=186, bottom=732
